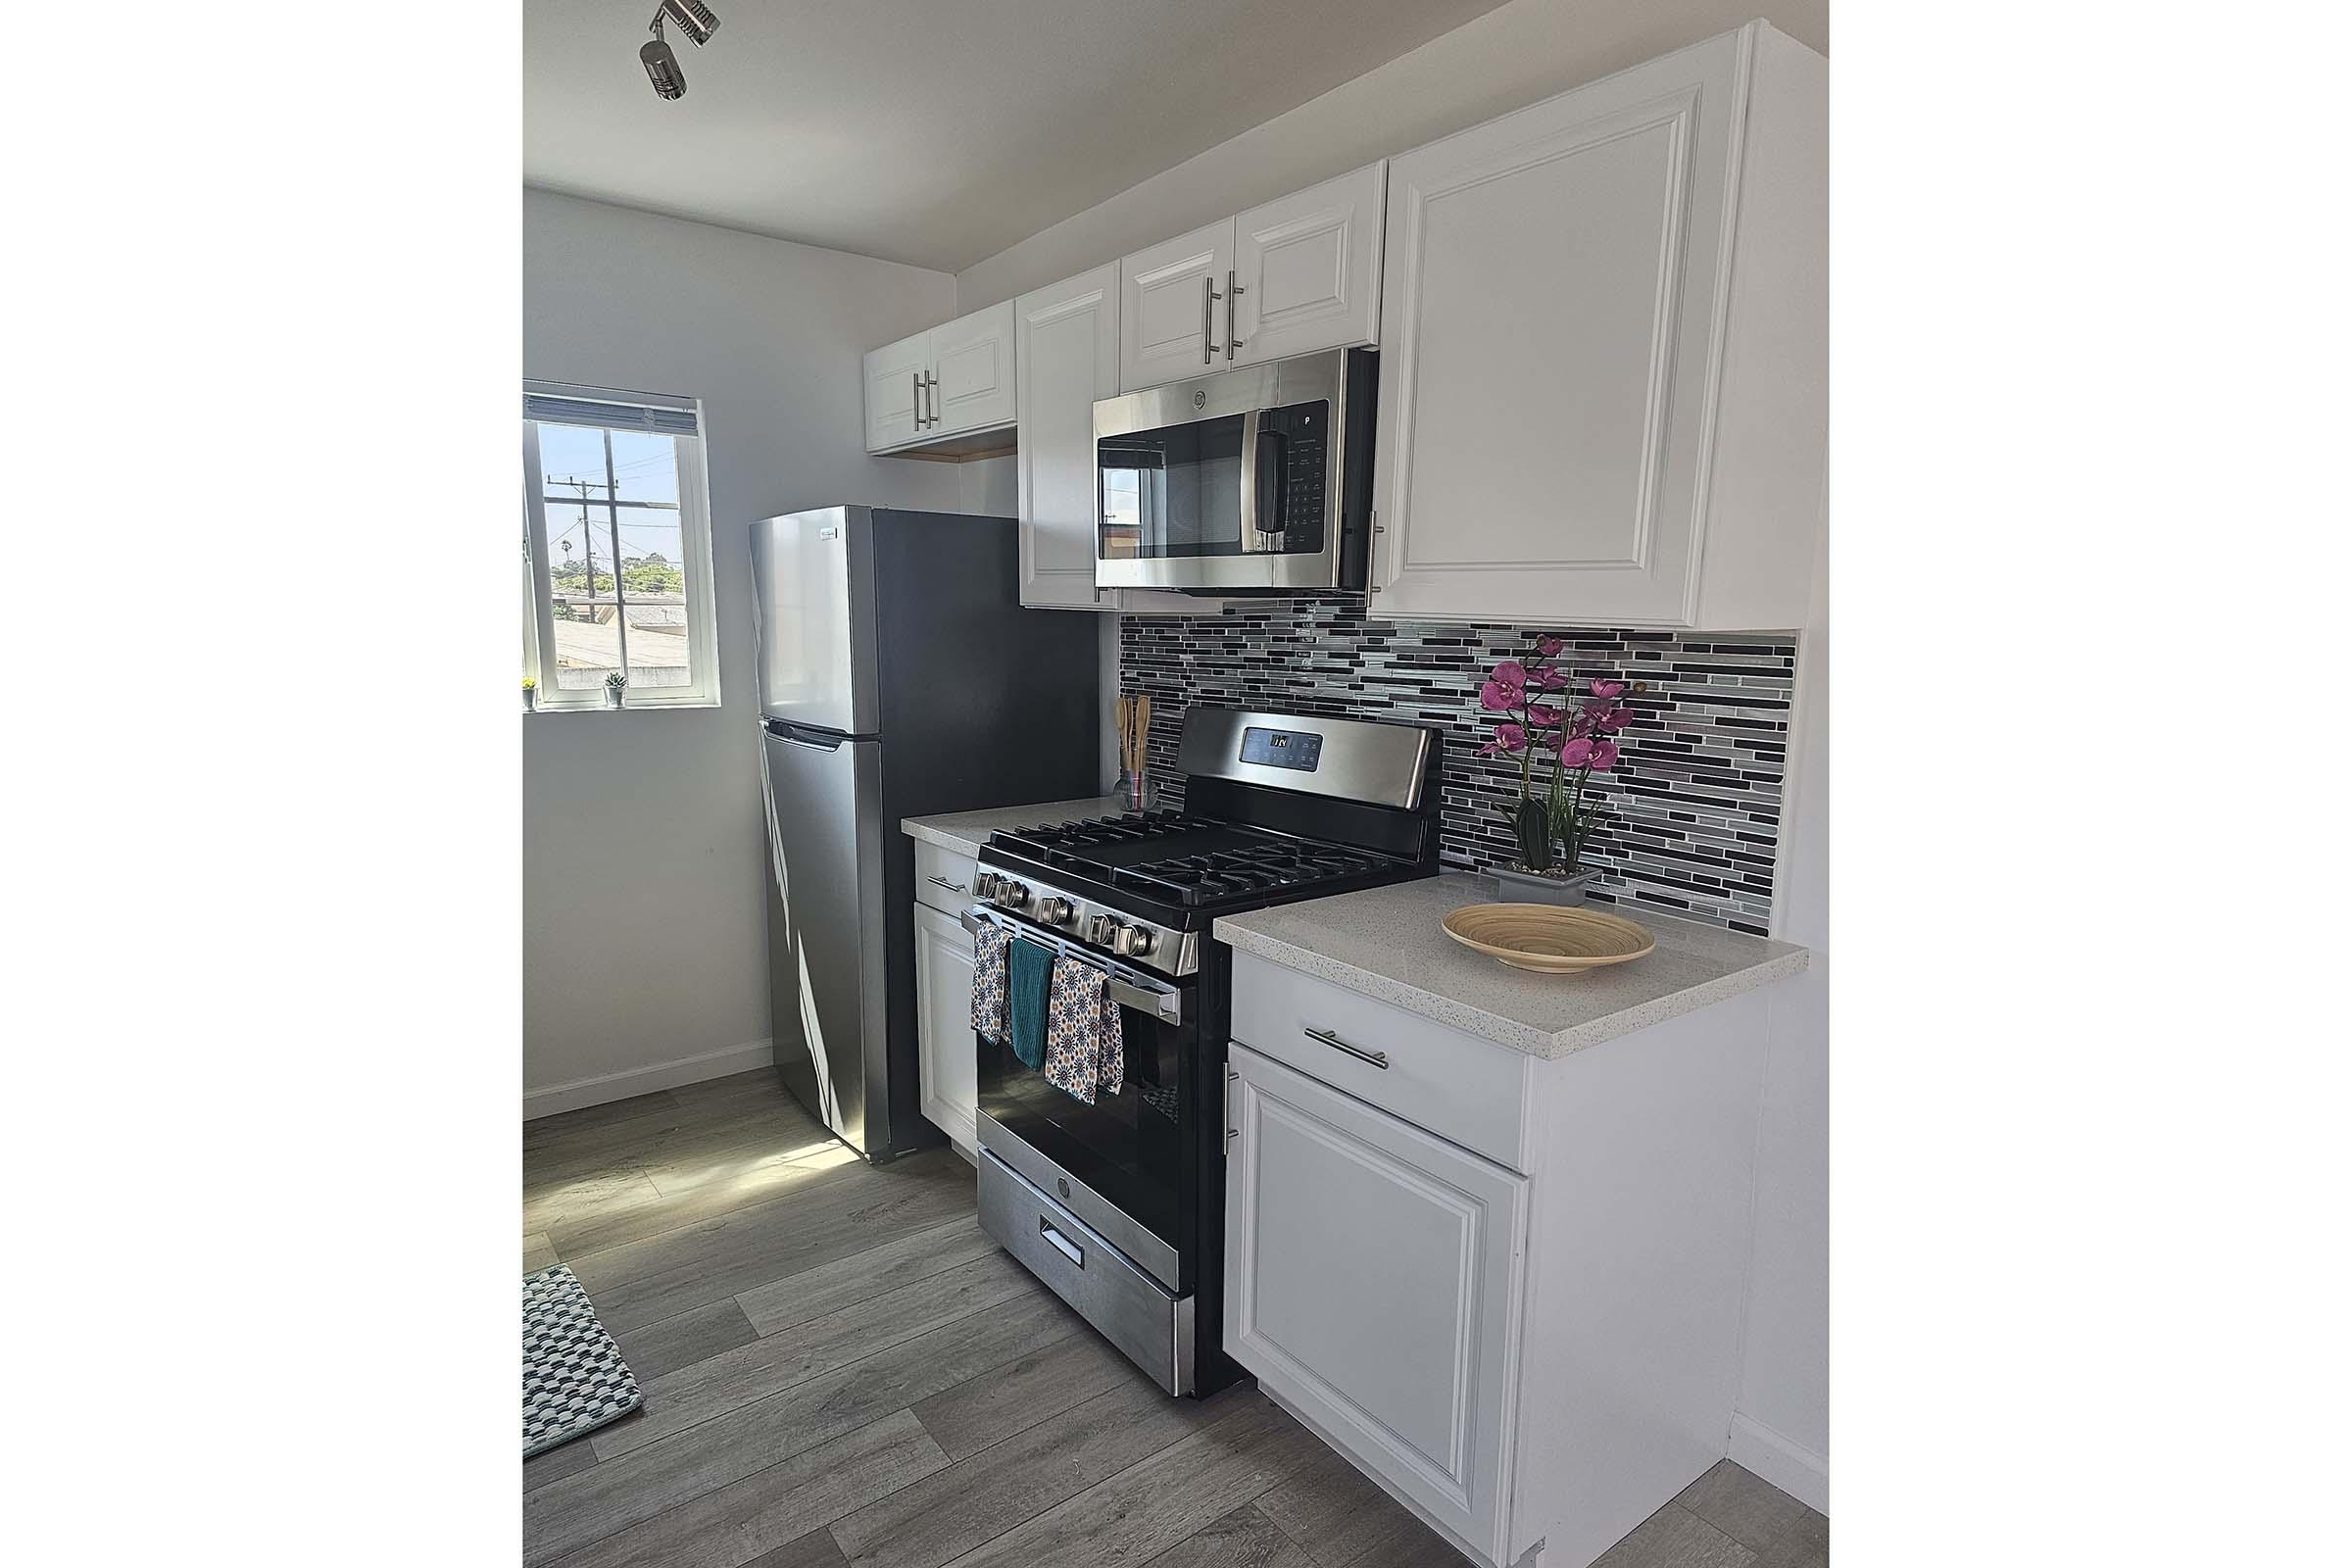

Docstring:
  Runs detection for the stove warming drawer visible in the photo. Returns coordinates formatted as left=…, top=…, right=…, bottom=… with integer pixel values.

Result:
left=978, top=1149, right=1197, bottom=1396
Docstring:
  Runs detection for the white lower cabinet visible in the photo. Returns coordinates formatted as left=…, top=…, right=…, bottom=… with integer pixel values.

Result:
left=1226, top=951, right=1780, bottom=1568
left=911, top=901, right=978, bottom=1154
left=1226, top=1043, right=1527, bottom=1563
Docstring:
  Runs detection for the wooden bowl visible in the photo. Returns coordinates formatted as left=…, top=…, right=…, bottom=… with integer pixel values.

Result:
left=1441, top=904, right=1655, bottom=973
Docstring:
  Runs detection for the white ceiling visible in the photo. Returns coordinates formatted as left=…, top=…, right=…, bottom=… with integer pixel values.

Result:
left=523, top=0, right=1514, bottom=273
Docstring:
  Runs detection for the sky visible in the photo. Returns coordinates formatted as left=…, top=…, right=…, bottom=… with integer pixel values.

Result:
left=533, top=421, right=684, bottom=577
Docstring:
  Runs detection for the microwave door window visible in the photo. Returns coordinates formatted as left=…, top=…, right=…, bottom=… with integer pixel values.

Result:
left=1100, top=416, right=1247, bottom=561
left=1100, top=455, right=1151, bottom=561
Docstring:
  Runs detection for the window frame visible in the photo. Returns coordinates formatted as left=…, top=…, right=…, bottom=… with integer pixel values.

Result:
left=521, top=382, right=721, bottom=712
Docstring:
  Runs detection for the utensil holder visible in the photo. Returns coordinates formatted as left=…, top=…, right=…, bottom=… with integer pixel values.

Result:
left=1116, top=768, right=1157, bottom=814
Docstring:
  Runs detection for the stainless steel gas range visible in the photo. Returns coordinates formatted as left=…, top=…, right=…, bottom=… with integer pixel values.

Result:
left=962, top=708, right=1443, bottom=1396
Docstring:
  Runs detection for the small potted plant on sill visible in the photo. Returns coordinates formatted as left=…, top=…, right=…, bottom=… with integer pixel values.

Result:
left=522, top=676, right=538, bottom=713
left=604, top=670, right=628, bottom=709
left=1477, top=639, right=1636, bottom=906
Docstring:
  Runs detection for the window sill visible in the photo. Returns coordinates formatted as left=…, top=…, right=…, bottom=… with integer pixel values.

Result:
left=522, top=699, right=720, bottom=715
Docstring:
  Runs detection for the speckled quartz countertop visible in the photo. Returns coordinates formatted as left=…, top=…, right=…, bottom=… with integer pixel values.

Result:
left=900, top=796, right=1129, bottom=858
left=1214, top=873, right=1808, bottom=1058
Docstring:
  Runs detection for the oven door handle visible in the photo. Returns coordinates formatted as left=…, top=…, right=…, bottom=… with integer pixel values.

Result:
left=957, top=906, right=1185, bottom=1025
left=1106, top=977, right=1183, bottom=1026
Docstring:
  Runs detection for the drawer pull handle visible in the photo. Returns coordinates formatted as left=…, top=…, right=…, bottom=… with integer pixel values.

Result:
left=926, top=875, right=969, bottom=894
left=1039, top=1217, right=1085, bottom=1270
left=1304, top=1026, right=1389, bottom=1070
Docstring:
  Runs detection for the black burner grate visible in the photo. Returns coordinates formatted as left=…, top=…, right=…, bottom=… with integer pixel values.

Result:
left=991, top=813, right=1396, bottom=908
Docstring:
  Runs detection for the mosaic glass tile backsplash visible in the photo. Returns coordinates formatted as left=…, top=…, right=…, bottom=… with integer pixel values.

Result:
left=1118, top=597, right=1799, bottom=933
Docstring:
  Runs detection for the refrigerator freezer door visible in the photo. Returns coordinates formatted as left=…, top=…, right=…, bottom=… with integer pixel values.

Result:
left=751, top=507, right=880, bottom=736
left=760, top=723, right=890, bottom=1155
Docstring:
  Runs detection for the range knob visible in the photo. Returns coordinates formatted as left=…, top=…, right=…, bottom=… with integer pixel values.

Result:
left=1111, top=924, right=1155, bottom=958
left=972, top=871, right=999, bottom=901
left=995, top=880, right=1031, bottom=909
left=1081, top=913, right=1115, bottom=947
left=1037, top=896, right=1074, bottom=924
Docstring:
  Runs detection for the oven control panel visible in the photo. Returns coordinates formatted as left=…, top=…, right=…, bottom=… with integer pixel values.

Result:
left=972, top=867, right=1196, bottom=978
left=1239, top=726, right=1323, bottom=772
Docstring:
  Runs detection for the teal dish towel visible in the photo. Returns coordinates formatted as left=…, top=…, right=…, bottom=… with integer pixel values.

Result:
left=1007, top=938, right=1054, bottom=1070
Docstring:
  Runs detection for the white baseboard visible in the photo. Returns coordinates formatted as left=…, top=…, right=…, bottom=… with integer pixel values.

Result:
left=1727, top=1410, right=1829, bottom=1514
left=524, top=1038, right=774, bottom=1121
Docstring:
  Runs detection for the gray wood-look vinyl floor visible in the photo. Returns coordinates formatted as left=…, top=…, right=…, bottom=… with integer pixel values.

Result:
left=523, top=1070, right=1828, bottom=1568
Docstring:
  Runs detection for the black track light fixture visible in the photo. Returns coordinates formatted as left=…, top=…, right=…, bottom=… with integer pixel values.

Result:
left=642, top=1, right=719, bottom=101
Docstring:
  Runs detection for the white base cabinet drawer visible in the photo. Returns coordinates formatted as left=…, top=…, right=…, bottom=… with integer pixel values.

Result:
left=1230, top=951, right=1534, bottom=1174
left=913, top=839, right=978, bottom=914
left=1226, top=1043, right=1527, bottom=1564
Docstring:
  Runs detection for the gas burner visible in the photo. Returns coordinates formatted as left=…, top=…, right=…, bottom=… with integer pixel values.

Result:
left=987, top=813, right=1400, bottom=910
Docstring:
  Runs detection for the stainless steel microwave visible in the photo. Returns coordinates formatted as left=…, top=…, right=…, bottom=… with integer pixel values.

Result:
left=1094, top=348, right=1376, bottom=594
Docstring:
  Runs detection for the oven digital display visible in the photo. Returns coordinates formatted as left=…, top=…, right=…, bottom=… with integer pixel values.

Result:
left=1240, top=727, right=1323, bottom=771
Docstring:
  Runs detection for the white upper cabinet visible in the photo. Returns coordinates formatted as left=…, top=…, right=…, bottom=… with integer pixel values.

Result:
left=1371, top=24, right=1826, bottom=629
left=1118, top=165, right=1385, bottom=392
left=1116, top=219, right=1234, bottom=393
left=862, top=303, right=1018, bottom=454
left=930, top=299, right=1017, bottom=436
left=1230, top=164, right=1385, bottom=368
left=1016, top=264, right=1120, bottom=611
left=1014, top=264, right=1227, bottom=613
left=863, top=328, right=930, bottom=453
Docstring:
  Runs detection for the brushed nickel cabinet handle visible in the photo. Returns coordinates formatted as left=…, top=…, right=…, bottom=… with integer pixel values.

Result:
left=1303, top=1026, right=1389, bottom=1070
left=926, top=875, right=968, bottom=894
left=1202, top=274, right=1223, bottom=365
left=1226, top=270, right=1243, bottom=356
left=909, top=369, right=924, bottom=429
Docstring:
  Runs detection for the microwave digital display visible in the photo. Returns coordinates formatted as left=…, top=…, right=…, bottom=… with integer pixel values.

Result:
left=1240, top=727, right=1323, bottom=772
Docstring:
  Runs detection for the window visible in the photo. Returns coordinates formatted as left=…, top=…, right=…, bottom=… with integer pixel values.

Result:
left=522, top=382, right=719, bottom=710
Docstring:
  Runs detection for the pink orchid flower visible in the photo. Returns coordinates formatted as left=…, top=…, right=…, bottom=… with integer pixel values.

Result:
left=1557, top=735, right=1593, bottom=768
left=1590, top=678, right=1626, bottom=700
left=1534, top=665, right=1568, bottom=688
left=1527, top=703, right=1563, bottom=728
left=1537, top=636, right=1565, bottom=657
left=1594, top=705, right=1631, bottom=733
left=1478, top=678, right=1522, bottom=711
left=1589, top=739, right=1620, bottom=770
left=1493, top=660, right=1528, bottom=687
left=1478, top=721, right=1528, bottom=756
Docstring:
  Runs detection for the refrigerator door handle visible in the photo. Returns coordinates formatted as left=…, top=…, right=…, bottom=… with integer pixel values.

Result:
left=757, top=740, right=792, bottom=907
left=770, top=725, right=848, bottom=753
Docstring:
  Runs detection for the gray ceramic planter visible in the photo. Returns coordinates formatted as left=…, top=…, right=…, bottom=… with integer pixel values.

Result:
left=1491, top=864, right=1595, bottom=906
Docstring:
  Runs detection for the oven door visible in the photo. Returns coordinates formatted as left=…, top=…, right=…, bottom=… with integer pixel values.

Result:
left=966, top=910, right=1195, bottom=1293
left=1094, top=351, right=1347, bottom=594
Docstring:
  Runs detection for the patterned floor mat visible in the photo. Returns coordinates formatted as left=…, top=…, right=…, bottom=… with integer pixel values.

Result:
left=523, top=1263, right=642, bottom=1456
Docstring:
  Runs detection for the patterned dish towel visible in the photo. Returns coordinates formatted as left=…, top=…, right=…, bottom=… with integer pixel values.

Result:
left=1044, top=955, right=1124, bottom=1105
left=969, top=921, right=1010, bottom=1042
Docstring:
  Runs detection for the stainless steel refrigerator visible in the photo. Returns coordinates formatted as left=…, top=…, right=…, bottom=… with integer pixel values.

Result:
left=752, top=506, right=1099, bottom=1161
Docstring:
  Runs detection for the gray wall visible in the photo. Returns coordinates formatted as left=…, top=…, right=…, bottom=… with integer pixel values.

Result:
left=523, top=189, right=963, bottom=1112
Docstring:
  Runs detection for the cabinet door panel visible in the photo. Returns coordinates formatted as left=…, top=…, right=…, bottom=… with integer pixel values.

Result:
left=1231, top=164, right=1384, bottom=366
left=1374, top=32, right=1740, bottom=625
left=930, top=299, right=1017, bottom=435
left=1226, top=1045, right=1524, bottom=1561
left=1118, top=220, right=1234, bottom=392
left=912, top=902, right=979, bottom=1153
left=863, top=329, right=930, bottom=453
left=1016, top=265, right=1119, bottom=610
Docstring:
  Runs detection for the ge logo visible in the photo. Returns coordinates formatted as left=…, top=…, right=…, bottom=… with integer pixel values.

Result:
left=1193, top=390, right=1207, bottom=410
